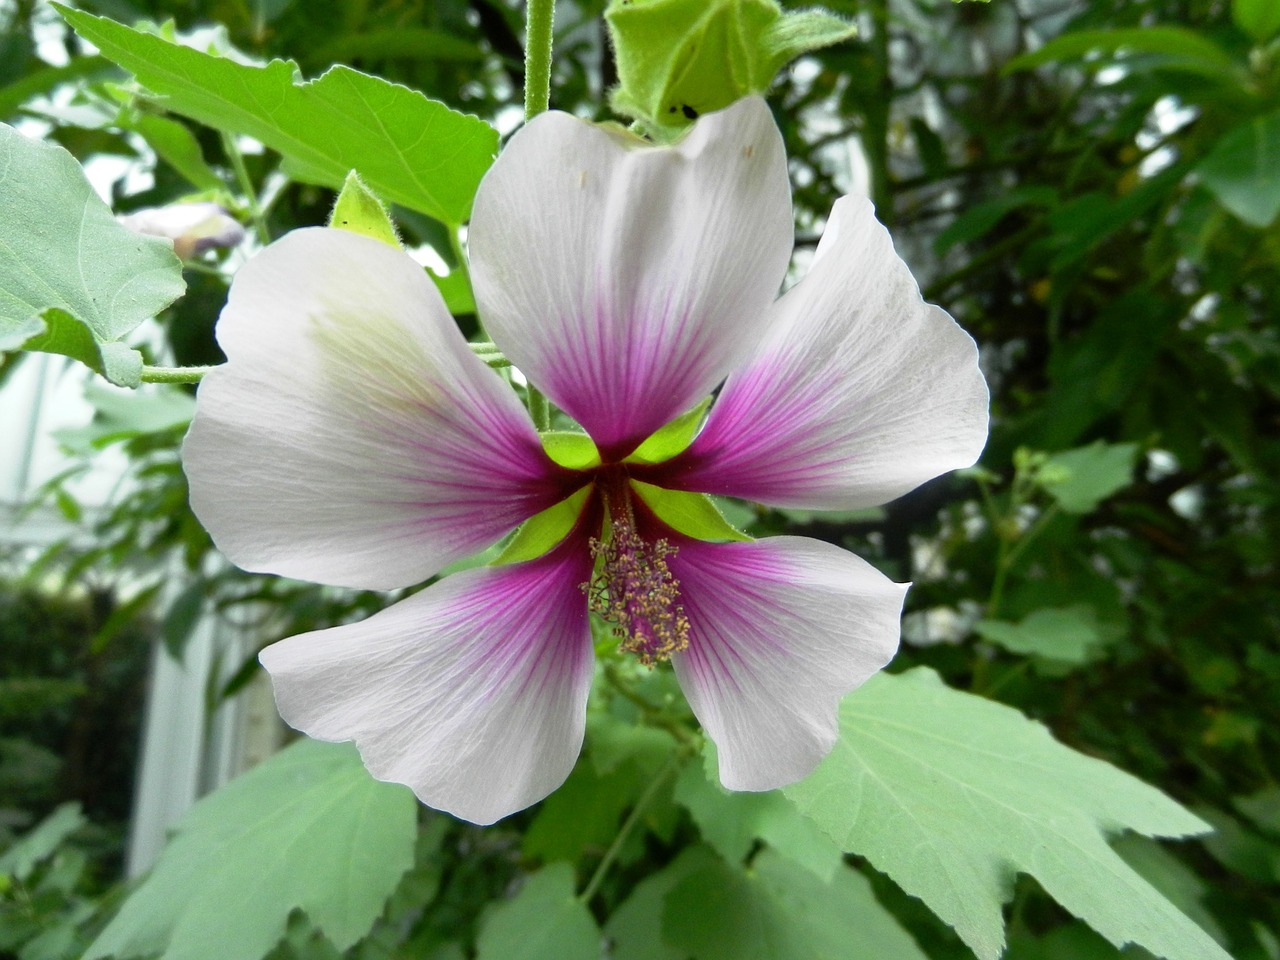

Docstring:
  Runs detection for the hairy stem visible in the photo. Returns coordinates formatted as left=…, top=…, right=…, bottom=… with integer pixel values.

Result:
left=139, top=365, right=215, bottom=384
left=523, top=0, right=556, bottom=121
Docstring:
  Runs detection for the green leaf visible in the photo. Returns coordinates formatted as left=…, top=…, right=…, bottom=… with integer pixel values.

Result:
left=1003, top=27, right=1240, bottom=82
left=628, top=397, right=710, bottom=464
left=1038, top=441, right=1140, bottom=513
left=934, top=186, right=1057, bottom=255
left=631, top=481, right=751, bottom=542
left=161, top=578, right=206, bottom=658
left=430, top=268, right=475, bottom=315
left=124, top=111, right=223, bottom=191
left=541, top=431, right=601, bottom=470
left=1112, top=835, right=1228, bottom=947
left=475, top=864, right=600, bottom=960
left=0, top=123, right=183, bottom=381
left=1197, top=110, right=1280, bottom=228
left=0, top=55, right=112, bottom=120
left=84, top=738, right=417, bottom=960
left=1233, top=0, right=1280, bottom=43
left=975, top=605, right=1108, bottom=665
left=57, top=6, right=498, bottom=226
left=674, top=747, right=842, bottom=880
left=329, top=171, right=401, bottom=247
left=493, top=487, right=591, bottom=565
left=21, top=309, right=145, bottom=387
left=783, top=668, right=1228, bottom=960
left=662, top=850, right=930, bottom=960
left=0, top=804, right=85, bottom=882
left=525, top=711, right=676, bottom=864
left=605, top=845, right=723, bottom=960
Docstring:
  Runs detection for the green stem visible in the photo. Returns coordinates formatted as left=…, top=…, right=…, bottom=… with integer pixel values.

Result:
left=578, top=758, right=679, bottom=904
left=515, top=0, right=556, bottom=426
left=527, top=387, right=550, bottom=429
left=221, top=131, right=271, bottom=243
left=140, top=364, right=215, bottom=384
left=523, top=0, right=556, bottom=120
left=1003, top=504, right=1059, bottom=571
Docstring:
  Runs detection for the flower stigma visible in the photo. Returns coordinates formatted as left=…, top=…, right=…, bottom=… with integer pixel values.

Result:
left=583, top=475, right=690, bottom=666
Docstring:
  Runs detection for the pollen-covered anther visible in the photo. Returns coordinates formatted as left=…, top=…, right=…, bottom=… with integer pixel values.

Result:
left=585, top=528, right=691, bottom=666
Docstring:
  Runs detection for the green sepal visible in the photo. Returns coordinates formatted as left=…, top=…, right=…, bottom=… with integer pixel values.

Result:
left=759, top=10, right=859, bottom=78
left=329, top=171, right=401, bottom=247
left=542, top=432, right=601, bottom=470
left=492, top=487, right=592, bottom=566
left=631, top=480, right=751, bottom=542
left=605, top=0, right=856, bottom=134
left=626, top=397, right=710, bottom=465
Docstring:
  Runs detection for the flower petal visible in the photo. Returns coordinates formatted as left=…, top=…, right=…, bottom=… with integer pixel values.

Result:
left=258, top=536, right=596, bottom=825
left=469, top=97, right=793, bottom=459
left=184, top=228, right=575, bottom=590
left=662, top=195, right=988, bottom=509
left=667, top=535, right=906, bottom=791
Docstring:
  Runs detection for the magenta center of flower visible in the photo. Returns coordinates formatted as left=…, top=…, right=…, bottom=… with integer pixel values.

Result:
left=583, top=472, right=691, bottom=666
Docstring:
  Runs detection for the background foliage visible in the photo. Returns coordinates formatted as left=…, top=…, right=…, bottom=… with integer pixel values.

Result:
left=0, top=0, right=1277, bottom=958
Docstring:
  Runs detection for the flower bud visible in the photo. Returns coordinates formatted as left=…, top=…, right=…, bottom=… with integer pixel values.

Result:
left=117, top=202, right=244, bottom=259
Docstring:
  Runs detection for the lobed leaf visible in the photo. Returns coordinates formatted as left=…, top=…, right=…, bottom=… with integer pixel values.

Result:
left=783, top=668, right=1229, bottom=960
left=0, top=122, right=184, bottom=385
left=662, top=849, right=930, bottom=960
left=57, top=6, right=497, bottom=226
left=84, top=738, right=417, bottom=960
left=475, top=864, right=600, bottom=960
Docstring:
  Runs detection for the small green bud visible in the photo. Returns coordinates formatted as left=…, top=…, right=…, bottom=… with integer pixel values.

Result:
left=328, top=170, right=401, bottom=247
left=606, top=0, right=857, bottom=135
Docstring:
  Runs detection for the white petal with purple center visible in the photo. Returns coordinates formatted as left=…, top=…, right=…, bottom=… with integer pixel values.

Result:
left=259, top=539, right=596, bottom=825
left=668, top=535, right=907, bottom=791
left=469, top=97, right=793, bottom=459
left=184, top=228, right=572, bottom=590
left=668, top=195, right=989, bottom=509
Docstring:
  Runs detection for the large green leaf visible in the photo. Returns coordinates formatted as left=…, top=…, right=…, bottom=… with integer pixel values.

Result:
left=474, top=864, right=600, bottom=960
left=84, top=739, right=417, bottom=960
left=783, top=668, right=1229, bottom=960
left=1197, top=110, right=1280, bottom=228
left=57, top=6, right=498, bottom=226
left=661, top=849, right=931, bottom=960
left=0, top=122, right=184, bottom=385
left=674, top=748, right=842, bottom=881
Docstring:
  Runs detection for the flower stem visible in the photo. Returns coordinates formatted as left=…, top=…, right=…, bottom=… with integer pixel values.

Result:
left=523, top=0, right=556, bottom=121
left=578, top=757, right=679, bottom=904
left=221, top=131, right=271, bottom=243
left=140, top=365, right=215, bottom=384
left=519, top=0, right=556, bottom=428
